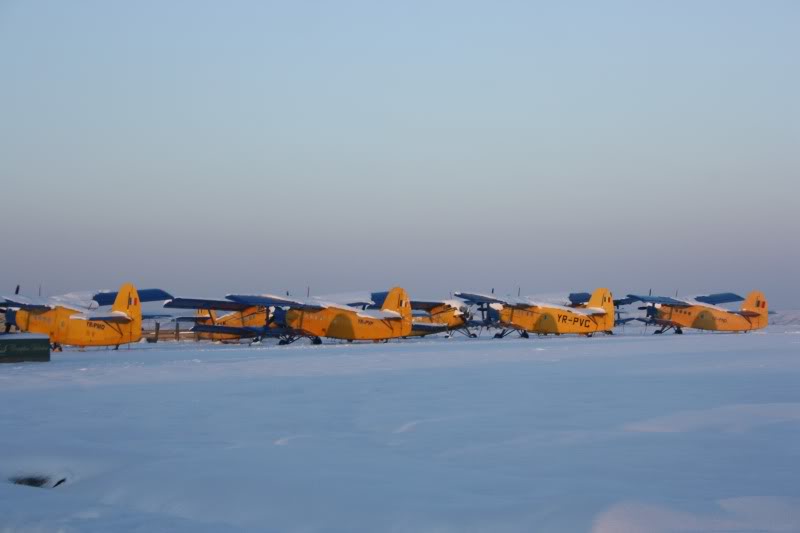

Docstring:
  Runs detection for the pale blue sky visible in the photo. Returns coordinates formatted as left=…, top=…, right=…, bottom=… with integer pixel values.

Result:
left=1, top=1, right=797, bottom=306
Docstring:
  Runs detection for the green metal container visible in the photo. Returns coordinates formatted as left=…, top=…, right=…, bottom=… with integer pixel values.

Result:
left=0, top=334, right=51, bottom=363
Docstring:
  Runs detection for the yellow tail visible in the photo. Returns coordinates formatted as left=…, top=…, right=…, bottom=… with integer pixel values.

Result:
left=196, top=308, right=218, bottom=324
left=587, top=287, right=615, bottom=331
left=381, top=287, right=412, bottom=322
left=112, top=283, right=142, bottom=341
left=741, top=291, right=768, bottom=329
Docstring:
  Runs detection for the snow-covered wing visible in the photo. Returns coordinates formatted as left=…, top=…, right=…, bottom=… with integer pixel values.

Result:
left=1, top=295, right=55, bottom=311
left=627, top=294, right=691, bottom=307
left=226, top=294, right=326, bottom=311
left=454, top=292, right=506, bottom=306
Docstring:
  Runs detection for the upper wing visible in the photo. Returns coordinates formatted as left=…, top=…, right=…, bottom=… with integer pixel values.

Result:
left=627, top=294, right=690, bottom=307
left=92, top=288, right=173, bottom=306
left=411, top=300, right=450, bottom=311
left=613, top=296, right=637, bottom=307
left=694, top=293, right=744, bottom=305
left=453, top=292, right=507, bottom=306
left=568, top=292, right=592, bottom=305
left=1, top=295, right=55, bottom=311
left=226, top=294, right=326, bottom=311
left=570, top=292, right=636, bottom=307
left=164, top=297, right=254, bottom=312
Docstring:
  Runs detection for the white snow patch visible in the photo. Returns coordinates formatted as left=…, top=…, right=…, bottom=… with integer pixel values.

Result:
left=624, top=403, right=800, bottom=433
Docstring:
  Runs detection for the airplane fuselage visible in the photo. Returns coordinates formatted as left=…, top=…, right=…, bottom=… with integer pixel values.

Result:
left=14, top=307, right=141, bottom=347
left=655, top=305, right=766, bottom=332
left=196, top=307, right=269, bottom=341
left=498, top=306, right=612, bottom=335
left=407, top=304, right=466, bottom=337
left=286, top=307, right=411, bottom=341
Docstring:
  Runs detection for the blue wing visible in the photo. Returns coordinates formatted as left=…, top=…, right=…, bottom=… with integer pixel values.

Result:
left=694, top=293, right=744, bottom=305
left=453, top=292, right=506, bottom=306
left=570, top=292, right=636, bottom=307
left=627, top=294, right=690, bottom=307
left=164, top=297, right=253, bottom=312
left=93, top=288, right=173, bottom=306
left=226, top=294, right=325, bottom=311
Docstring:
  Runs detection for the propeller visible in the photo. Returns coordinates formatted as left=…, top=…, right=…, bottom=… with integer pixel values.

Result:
left=2, top=285, right=21, bottom=333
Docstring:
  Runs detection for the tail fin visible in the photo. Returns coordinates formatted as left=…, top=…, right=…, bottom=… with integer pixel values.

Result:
left=112, top=283, right=142, bottom=340
left=380, top=287, right=411, bottom=322
left=196, top=308, right=218, bottom=324
left=741, top=291, right=768, bottom=329
left=587, top=287, right=615, bottom=330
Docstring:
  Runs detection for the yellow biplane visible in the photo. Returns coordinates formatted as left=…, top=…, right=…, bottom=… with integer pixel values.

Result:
left=628, top=291, right=768, bottom=334
left=366, top=292, right=479, bottom=338
left=163, top=297, right=271, bottom=342
left=224, top=287, right=412, bottom=344
left=1, top=284, right=172, bottom=350
left=455, top=288, right=616, bottom=338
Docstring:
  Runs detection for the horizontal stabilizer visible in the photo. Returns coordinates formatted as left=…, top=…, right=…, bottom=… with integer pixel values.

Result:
left=72, top=311, right=132, bottom=323
left=731, top=310, right=761, bottom=318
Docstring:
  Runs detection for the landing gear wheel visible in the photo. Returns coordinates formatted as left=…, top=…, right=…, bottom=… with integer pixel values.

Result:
left=654, top=330, right=663, bottom=335
left=494, top=333, right=503, bottom=339
left=675, top=328, right=683, bottom=335
left=311, top=337, right=322, bottom=345
left=469, top=333, right=478, bottom=338
left=520, top=331, right=530, bottom=339
left=278, top=339, right=288, bottom=345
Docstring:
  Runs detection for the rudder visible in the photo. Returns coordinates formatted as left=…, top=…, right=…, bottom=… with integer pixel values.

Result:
left=587, top=287, right=615, bottom=331
left=741, top=291, right=768, bottom=329
left=380, top=287, right=411, bottom=322
left=112, top=283, right=143, bottom=342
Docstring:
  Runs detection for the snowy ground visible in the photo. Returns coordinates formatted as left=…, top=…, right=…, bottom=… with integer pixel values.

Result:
left=1, top=327, right=800, bottom=532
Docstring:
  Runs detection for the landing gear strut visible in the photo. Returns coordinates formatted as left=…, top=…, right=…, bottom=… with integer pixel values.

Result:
left=654, top=325, right=683, bottom=335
